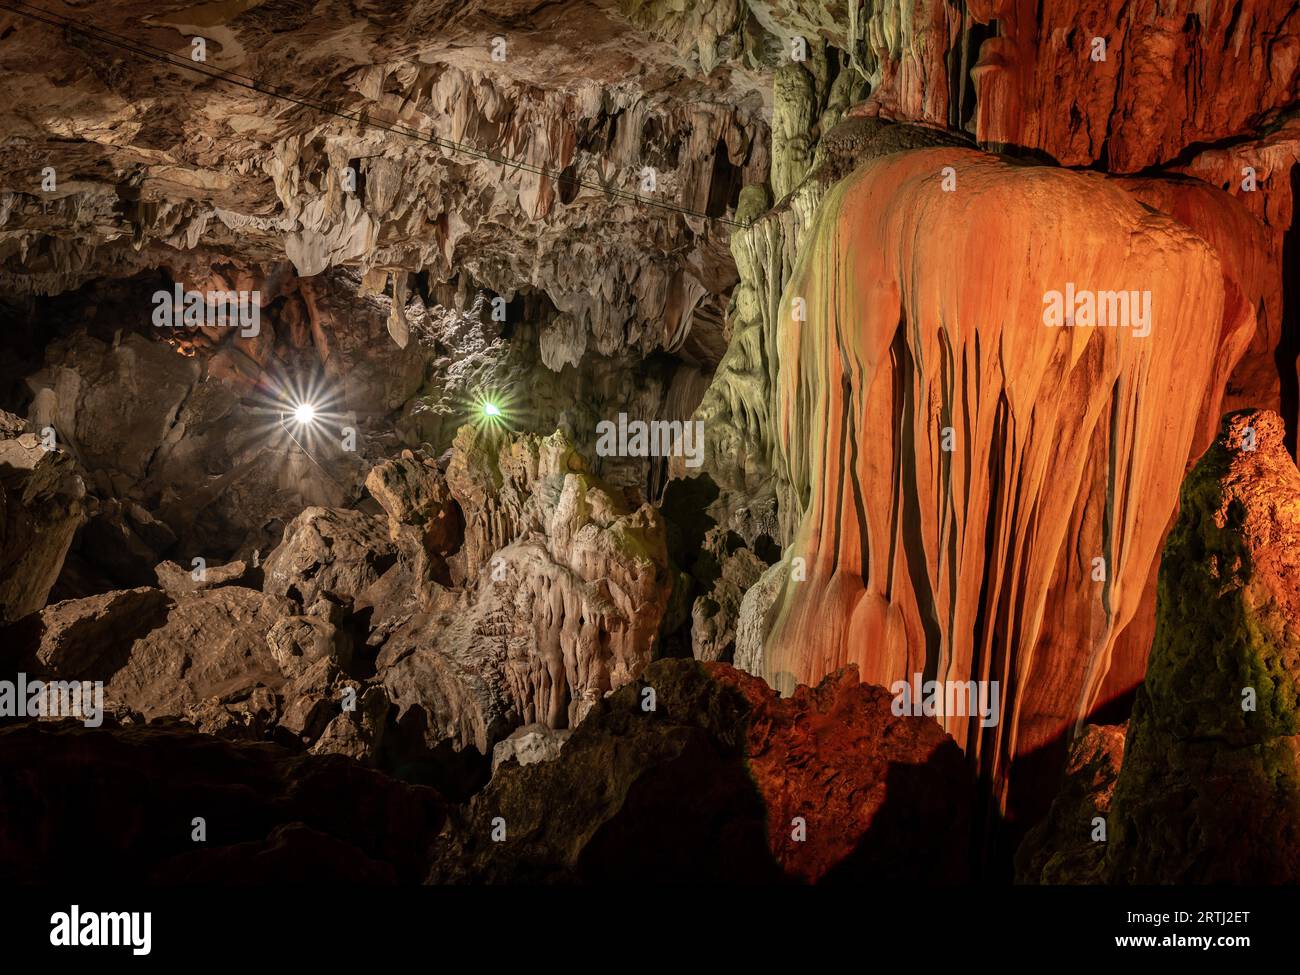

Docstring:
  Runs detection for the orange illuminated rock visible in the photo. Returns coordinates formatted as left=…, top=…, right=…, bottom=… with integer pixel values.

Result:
left=1023, top=411, right=1300, bottom=883
left=711, top=663, right=972, bottom=883
left=966, top=0, right=1300, bottom=172
left=1121, top=176, right=1281, bottom=420
left=741, top=146, right=1254, bottom=825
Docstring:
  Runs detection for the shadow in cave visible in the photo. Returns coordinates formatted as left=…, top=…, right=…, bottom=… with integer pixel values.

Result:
left=574, top=728, right=789, bottom=884
left=513, top=664, right=980, bottom=885
left=1084, top=684, right=1138, bottom=726
left=0, top=589, right=173, bottom=687
left=656, top=473, right=722, bottom=659
left=0, top=719, right=443, bottom=884
left=993, top=724, right=1080, bottom=883
left=378, top=705, right=491, bottom=804
left=819, top=743, right=977, bottom=885
left=1276, top=162, right=1300, bottom=456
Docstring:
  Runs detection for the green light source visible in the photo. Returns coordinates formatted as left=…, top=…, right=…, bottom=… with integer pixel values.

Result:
left=482, top=402, right=502, bottom=418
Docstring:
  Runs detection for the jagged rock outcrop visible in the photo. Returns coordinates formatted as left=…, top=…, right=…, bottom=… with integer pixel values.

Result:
left=717, top=144, right=1255, bottom=830
left=155, top=557, right=248, bottom=594
left=366, top=451, right=462, bottom=553
left=263, top=507, right=397, bottom=609
left=20, top=586, right=172, bottom=677
left=0, top=719, right=444, bottom=884
left=369, top=428, right=673, bottom=756
left=0, top=413, right=85, bottom=622
left=4, top=571, right=384, bottom=761
left=140, top=507, right=403, bottom=757
left=491, top=723, right=572, bottom=775
left=18, top=585, right=292, bottom=722
left=691, top=543, right=765, bottom=662
left=1014, top=723, right=1125, bottom=884
left=429, top=658, right=972, bottom=883
left=1096, top=410, right=1300, bottom=883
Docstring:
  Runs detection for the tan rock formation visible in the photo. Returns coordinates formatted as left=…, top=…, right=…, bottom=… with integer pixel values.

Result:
left=0, top=416, right=86, bottom=622
left=371, top=428, right=673, bottom=753
left=30, top=585, right=292, bottom=721
left=263, top=506, right=396, bottom=608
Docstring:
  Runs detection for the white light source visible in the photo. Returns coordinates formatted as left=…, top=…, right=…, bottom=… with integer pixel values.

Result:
left=292, top=403, right=317, bottom=425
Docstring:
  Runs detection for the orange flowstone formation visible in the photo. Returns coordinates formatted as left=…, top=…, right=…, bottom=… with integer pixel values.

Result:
left=751, top=146, right=1258, bottom=823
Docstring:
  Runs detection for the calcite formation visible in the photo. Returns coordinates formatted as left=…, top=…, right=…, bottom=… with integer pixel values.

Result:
left=371, top=428, right=672, bottom=753
left=728, top=146, right=1254, bottom=825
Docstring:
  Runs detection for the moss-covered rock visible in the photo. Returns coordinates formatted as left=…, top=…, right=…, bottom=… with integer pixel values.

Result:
left=1142, top=411, right=1300, bottom=742
left=1103, top=410, right=1300, bottom=882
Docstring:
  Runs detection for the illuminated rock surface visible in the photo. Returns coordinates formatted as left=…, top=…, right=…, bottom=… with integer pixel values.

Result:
left=725, top=146, right=1253, bottom=829
left=430, top=658, right=972, bottom=883
left=1021, top=411, right=1300, bottom=882
left=1103, top=411, right=1300, bottom=883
